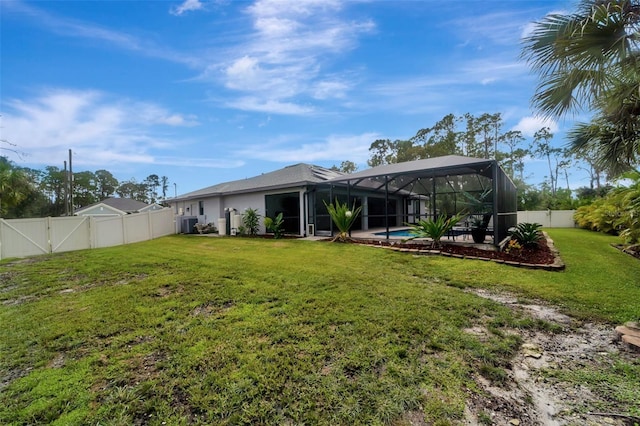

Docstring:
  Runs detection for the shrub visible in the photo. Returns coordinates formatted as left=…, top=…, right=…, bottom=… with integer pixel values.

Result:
left=323, top=198, right=362, bottom=242
left=405, top=213, right=464, bottom=248
left=573, top=171, right=640, bottom=246
left=509, top=223, right=543, bottom=247
left=504, top=239, right=522, bottom=254
left=242, top=208, right=261, bottom=236
left=264, top=212, right=284, bottom=239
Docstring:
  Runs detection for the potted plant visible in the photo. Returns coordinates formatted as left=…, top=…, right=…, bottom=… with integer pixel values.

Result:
left=459, top=189, right=493, bottom=243
left=470, top=214, right=491, bottom=243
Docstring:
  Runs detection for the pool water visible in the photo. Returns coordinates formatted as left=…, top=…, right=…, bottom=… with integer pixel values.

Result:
left=373, top=229, right=414, bottom=237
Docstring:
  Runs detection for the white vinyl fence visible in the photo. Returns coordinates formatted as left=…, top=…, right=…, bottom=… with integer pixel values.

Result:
left=517, top=210, right=576, bottom=228
left=0, top=208, right=176, bottom=260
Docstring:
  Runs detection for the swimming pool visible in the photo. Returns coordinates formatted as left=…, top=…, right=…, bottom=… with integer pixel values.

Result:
left=373, top=228, right=469, bottom=238
left=373, top=229, right=414, bottom=237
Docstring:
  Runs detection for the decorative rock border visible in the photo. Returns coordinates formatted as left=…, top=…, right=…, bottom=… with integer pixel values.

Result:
left=357, top=232, right=565, bottom=271
left=615, top=322, right=640, bottom=353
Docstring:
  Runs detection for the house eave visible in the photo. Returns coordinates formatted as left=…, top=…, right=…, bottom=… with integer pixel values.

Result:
left=168, top=181, right=318, bottom=203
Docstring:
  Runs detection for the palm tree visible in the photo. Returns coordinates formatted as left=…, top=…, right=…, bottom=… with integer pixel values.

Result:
left=522, top=0, right=640, bottom=175
left=0, top=157, right=31, bottom=217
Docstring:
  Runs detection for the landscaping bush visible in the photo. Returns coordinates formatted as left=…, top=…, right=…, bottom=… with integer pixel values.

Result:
left=508, top=222, right=543, bottom=247
left=574, top=171, right=640, bottom=246
left=323, top=198, right=362, bottom=242
left=242, top=208, right=261, bottom=236
left=264, top=212, right=284, bottom=239
left=405, top=213, right=464, bottom=248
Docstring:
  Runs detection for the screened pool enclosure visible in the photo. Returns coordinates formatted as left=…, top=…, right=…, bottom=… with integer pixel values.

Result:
left=313, top=155, right=517, bottom=245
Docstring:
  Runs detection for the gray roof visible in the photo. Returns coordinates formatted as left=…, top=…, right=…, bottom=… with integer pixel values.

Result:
left=76, top=197, right=151, bottom=214
left=328, top=155, right=495, bottom=183
left=174, top=163, right=344, bottom=201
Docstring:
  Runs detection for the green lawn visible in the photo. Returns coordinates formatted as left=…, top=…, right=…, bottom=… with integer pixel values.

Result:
left=0, top=229, right=638, bottom=425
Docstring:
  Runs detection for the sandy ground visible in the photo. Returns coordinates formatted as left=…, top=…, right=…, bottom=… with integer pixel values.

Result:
left=462, top=289, right=639, bottom=426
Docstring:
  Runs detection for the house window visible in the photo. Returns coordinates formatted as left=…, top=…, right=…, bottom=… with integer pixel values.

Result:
left=199, top=201, right=204, bottom=216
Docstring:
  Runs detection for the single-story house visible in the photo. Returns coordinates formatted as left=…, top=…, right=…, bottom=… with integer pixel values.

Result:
left=169, top=156, right=518, bottom=244
left=168, top=163, right=378, bottom=236
left=74, top=197, right=165, bottom=217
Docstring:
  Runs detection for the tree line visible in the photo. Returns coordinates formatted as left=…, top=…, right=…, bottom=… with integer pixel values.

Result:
left=0, top=155, right=170, bottom=218
left=333, top=0, right=639, bottom=216
left=332, top=111, right=608, bottom=211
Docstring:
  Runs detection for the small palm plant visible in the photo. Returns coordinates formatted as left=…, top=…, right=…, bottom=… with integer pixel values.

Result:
left=508, top=222, right=543, bottom=247
left=242, top=208, right=261, bottom=236
left=405, top=213, right=464, bottom=248
left=264, top=212, right=284, bottom=239
left=324, top=198, right=362, bottom=242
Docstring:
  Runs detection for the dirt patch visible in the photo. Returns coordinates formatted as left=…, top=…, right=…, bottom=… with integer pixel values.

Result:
left=1, top=257, right=45, bottom=267
left=463, top=289, right=639, bottom=426
left=2, top=294, right=37, bottom=306
left=191, top=300, right=234, bottom=317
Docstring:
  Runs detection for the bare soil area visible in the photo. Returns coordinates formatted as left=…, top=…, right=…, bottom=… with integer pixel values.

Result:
left=463, top=289, right=639, bottom=426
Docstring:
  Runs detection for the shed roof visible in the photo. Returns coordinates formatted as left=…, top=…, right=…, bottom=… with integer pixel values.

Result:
left=173, top=163, right=344, bottom=201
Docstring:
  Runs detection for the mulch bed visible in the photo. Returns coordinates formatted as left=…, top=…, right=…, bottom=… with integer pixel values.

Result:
left=611, top=244, right=640, bottom=261
left=442, top=239, right=556, bottom=264
left=349, top=236, right=562, bottom=270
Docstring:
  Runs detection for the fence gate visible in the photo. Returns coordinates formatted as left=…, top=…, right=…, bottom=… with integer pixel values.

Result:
left=49, top=216, right=91, bottom=254
left=0, top=217, right=92, bottom=260
left=0, top=218, right=51, bottom=259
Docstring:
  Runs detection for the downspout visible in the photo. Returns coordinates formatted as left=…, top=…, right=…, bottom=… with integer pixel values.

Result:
left=347, top=180, right=351, bottom=238
left=329, top=185, right=334, bottom=237
left=384, top=175, right=389, bottom=239
left=432, top=174, right=437, bottom=220
left=303, top=187, right=308, bottom=237
left=492, top=161, right=499, bottom=245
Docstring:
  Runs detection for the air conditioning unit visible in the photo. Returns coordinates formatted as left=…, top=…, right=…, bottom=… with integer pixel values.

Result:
left=307, top=224, right=315, bottom=236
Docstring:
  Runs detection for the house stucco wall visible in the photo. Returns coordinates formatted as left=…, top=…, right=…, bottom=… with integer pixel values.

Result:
left=170, top=186, right=308, bottom=235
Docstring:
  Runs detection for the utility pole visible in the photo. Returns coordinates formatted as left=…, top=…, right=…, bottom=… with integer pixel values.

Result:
left=68, top=149, right=74, bottom=215
left=63, top=160, right=69, bottom=216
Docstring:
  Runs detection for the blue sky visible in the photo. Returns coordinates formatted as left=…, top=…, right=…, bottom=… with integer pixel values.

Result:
left=1, top=0, right=587, bottom=196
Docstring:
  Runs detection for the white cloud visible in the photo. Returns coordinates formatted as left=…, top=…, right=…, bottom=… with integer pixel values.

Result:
left=451, top=9, right=540, bottom=47
left=2, top=89, right=202, bottom=168
left=462, top=59, right=528, bottom=85
left=513, top=116, right=558, bottom=137
left=226, top=97, right=314, bottom=115
left=170, top=0, right=205, bottom=16
left=520, top=9, right=568, bottom=39
left=4, top=1, right=200, bottom=67
left=246, top=0, right=342, bottom=20
left=206, top=0, right=374, bottom=114
left=311, top=80, right=349, bottom=100
left=240, top=132, right=378, bottom=163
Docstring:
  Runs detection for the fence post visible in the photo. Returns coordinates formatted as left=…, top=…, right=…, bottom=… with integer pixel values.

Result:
left=147, top=211, right=153, bottom=239
left=47, top=217, right=53, bottom=254
left=122, top=215, right=127, bottom=244
left=89, top=216, right=95, bottom=249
